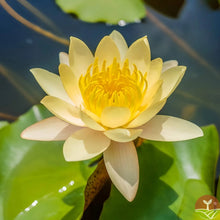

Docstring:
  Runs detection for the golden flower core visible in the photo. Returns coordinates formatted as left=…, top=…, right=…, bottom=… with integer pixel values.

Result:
left=79, top=58, right=148, bottom=118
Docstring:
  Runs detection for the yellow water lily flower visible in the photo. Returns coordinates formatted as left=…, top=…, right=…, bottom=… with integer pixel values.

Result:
left=21, top=30, right=203, bottom=202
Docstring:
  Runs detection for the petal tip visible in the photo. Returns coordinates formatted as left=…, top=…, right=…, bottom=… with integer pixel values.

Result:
left=20, top=129, right=27, bottom=139
left=20, top=127, right=34, bottom=140
left=30, top=68, right=40, bottom=76
left=195, top=126, right=204, bottom=138
left=180, top=65, right=187, bottom=72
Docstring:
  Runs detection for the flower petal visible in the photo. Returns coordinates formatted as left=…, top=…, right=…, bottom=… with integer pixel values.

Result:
left=141, top=80, right=162, bottom=108
left=147, top=58, right=163, bottom=89
left=59, top=52, right=69, bottom=65
left=30, top=68, right=72, bottom=104
left=159, top=66, right=186, bottom=100
left=101, top=107, right=131, bottom=128
left=41, top=96, right=85, bottom=127
left=110, top=30, right=128, bottom=60
left=104, top=128, right=142, bottom=142
left=80, top=110, right=105, bottom=131
left=21, top=117, right=80, bottom=141
left=124, top=36, right=151, bottom=74
left=63, top=128, right=111, bottom=161
left=69, top=37, right=94, bottom=78
left=139, top=115, right=203, bottom=141
left=59, top=64, right=82, bottom=106
left=104, top=141, right=139, bottom=202
left=162, top=60, right=178, bottom=73
left=127, top=99, right=167, bottom=128
left=95, top=36, right=121, bottom=66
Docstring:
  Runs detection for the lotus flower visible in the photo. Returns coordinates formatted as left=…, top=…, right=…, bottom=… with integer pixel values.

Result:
left=21, top=30, right=203, bottom=201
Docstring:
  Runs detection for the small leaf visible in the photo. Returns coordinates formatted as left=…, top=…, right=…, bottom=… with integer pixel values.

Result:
left=55, top=0, right=146, bottom=24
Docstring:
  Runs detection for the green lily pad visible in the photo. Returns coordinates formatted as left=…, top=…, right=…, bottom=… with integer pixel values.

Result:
left=0, top=121, right=9, bottom=129
left=55, top=0, right=146, bottom=24
left=178, top=180, right=217, bottom=220
left=0, top=105, right=95, bottom=220
left=100, top=125, right=219, bottom=219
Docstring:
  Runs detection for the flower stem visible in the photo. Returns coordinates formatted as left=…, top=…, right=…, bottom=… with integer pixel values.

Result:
left=84, top=159, right=110, bottom=211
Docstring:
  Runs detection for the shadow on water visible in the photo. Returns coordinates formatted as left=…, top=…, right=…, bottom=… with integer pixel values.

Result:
left=0, top=0, right=219, bottom=131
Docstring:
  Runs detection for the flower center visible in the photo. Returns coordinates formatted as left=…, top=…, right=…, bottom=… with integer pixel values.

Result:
left=79, top=58, right=147, bottom=118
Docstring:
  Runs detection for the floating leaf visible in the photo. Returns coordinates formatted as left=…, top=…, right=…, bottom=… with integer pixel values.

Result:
left=100, top=125, right=219, bottom=219
left=55, top=0, right=146, bottom=24
left=179, top=180, right=213, bottom=220
left=0, top=105, right=95, bottom=220
left=0, top=121, right=9, bottom=129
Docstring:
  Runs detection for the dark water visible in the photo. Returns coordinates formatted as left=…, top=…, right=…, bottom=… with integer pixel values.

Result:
left=0, top=0, right=219, bottom=132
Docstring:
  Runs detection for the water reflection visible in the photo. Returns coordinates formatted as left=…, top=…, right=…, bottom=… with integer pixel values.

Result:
left=18, top=200, right=38, bottom=215
left=0, top=0, right=219, bottom=130
left=58, top=180, right=75, bottom=193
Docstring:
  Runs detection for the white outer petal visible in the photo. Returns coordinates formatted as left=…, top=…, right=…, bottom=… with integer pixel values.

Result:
left=139, top=115, right=203, bottom=141
left=104, top=141, right=139, bottom=202
left=21, top=117, right=80, bottom=141
left=63, top=128, right=111, bottom=161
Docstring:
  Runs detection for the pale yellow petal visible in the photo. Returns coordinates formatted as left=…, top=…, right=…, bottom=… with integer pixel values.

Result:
left=160, top=66, right=186, bottom=100
left=127, top=99, right=166, bottom=128
left=69, top=37, right=94, bottom=78
left=124, top=36, right=151, bottom=74
left=95, top=36, right=121, bottom=66
left=21, top=117, right=80, bottom=141
left=41, top=96, right=85, bottom=127
left=104, top=128, right=142, bottom=142
left=147, top=58, right=163, bottom=89
left=140, top=115, right=203, bottom=141
left=104, top=141, right=139, bottom=202
left=63, top=128, right=111, bottom=161
left=80, top=110, right=105, bottom=131
left=110, top=30, right=128, bottom=59
left=141, top=80, right=162, bottom=108
left=59, top=52, right=69, bottom=65
left=59, top=64, right=82, bottom=106
left=30, top=68, right=72, bottom=104
left=101, top=107, right=131, bottom=128
left=162, top=60, right=178, bottom=73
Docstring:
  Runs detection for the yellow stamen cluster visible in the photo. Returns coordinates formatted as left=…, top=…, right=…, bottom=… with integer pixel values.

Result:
left=79, top=58, right=148, bottom=118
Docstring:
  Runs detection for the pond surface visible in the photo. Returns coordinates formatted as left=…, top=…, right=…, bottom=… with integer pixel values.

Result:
left=0, top=0, right=219, bottom=132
